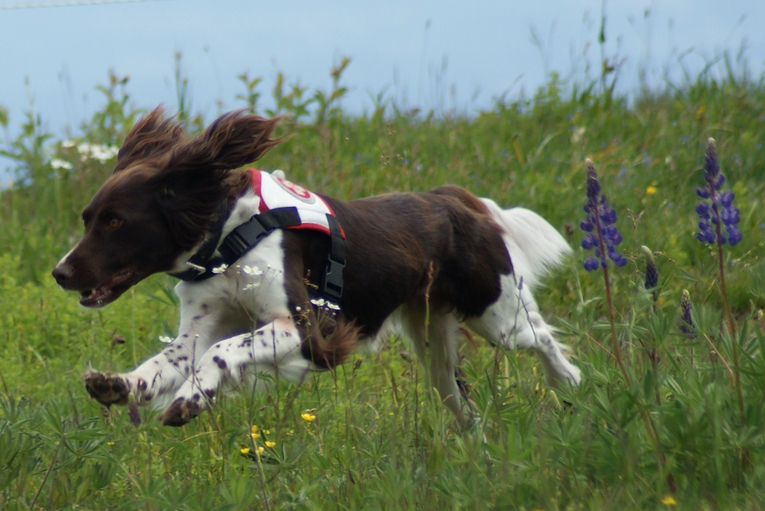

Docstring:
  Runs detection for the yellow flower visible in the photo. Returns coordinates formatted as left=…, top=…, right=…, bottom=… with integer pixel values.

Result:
left=250, top=432, right=261, bottom=439
left=240, top=447, right=250, bottom=455
left=265, top=440, right=276, bottom=448
left=107, top=441, right=115, bottom=446
left=250, top=424, right=259, bottom=433
left=263, top=429, right=271, bottom=435
left=301, top=412, right=316, bottom=422
left=255, top=446, right=265, bottom=456
left=661, top=495, right=677, bottom=506
left=646, top=186, right=657, bottom=195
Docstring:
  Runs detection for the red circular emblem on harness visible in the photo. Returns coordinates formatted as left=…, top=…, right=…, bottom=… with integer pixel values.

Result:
left=274, top=176, right=314, bottom=203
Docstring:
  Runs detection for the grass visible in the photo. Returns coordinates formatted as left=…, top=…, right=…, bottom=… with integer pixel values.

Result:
left=1, top=56, right=765, bottom=510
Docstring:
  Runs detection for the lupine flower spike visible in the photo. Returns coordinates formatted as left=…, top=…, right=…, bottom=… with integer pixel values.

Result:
left=642, top=246, right=658, bottom=290
left=580, top=159, right=630, bottom=384
left=695, top=138, right=742, bottom=246
left=695, top=138, right=747, bottom=471
left=679, top=290, right=696, bottom=339
left=581, top=159, right=627, bottom=270
left=581, top=159, right=673, bottom=489
left=641, top=246, right=659, bottom=305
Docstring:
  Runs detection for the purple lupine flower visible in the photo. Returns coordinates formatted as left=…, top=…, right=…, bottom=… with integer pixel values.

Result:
left=641, top=246, right=658, bottom=290
left=696, top=138, right=742, bottom=246
left=679, top=289, right=697, bottom=338
left=581, top=159, right=628, bottom=271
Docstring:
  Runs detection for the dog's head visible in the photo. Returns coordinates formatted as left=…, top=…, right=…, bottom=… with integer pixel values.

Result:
left=52, top=107, right=282, bottom=307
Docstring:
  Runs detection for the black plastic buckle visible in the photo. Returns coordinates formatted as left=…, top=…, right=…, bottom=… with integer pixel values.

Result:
left=322, top=257, right=345, bottom=302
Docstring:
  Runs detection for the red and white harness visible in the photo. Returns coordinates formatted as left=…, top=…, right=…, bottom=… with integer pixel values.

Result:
left=172, top=169, right=346, bottom=303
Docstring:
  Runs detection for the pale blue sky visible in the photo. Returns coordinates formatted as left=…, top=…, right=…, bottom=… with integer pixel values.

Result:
left=1, top=1, right=763, bottom=139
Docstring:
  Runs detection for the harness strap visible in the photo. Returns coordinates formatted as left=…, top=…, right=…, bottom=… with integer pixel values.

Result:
left=219, top=207, right=301, bottom=262
left=171, top=205, right=346, bottom=304
left=321, top=215, right=345, bottom=302
left=169, top=201, right=228, bottom=281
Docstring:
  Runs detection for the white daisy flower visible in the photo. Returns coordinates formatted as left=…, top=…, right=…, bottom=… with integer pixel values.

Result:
left=51, top=159, right=73, bottom=170
left=242, top=265, right=264, bottom=276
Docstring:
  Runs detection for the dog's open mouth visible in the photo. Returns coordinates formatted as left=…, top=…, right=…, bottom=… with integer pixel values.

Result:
left=79, top=270, right=134, bottom=307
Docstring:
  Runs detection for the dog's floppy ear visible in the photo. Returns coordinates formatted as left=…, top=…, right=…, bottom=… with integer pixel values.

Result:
left=114, top=106, right=184, bottom=174
left=164, top=110, right=284, bottom=174
left=149, top=111, right=284, bottom=250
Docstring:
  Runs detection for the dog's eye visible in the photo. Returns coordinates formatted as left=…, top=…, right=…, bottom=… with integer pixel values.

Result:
left=107, top=218, right=122, bottom=230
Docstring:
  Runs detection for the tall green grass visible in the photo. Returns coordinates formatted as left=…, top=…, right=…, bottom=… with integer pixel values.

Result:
left=1, top=58, right=764, bottom=509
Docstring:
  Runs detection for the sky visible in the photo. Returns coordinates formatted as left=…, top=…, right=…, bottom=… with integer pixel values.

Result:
left=1, top=0, right=764, bottom=177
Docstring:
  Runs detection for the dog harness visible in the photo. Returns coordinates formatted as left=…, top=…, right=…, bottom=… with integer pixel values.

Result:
left=170, top=169, right=346, bottom=303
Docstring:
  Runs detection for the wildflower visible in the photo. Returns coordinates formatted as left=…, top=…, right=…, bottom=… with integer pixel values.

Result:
left=265, top=440, right=276, bottom=448
left=641, top=246, right=659, bottom=290
left=61, top=139, right=76, bottom=149
left=580, top=159, right=627, bottom=271
left=107, top=441, right=115, bottom=446
left=256, top=446, right=265, bottom=456
left=76, top=142, right=120, bottom=163
left=51, top=158, right=73, bottom=170
left=159, top=335, right=173, bottom=344
left=242, top=265, right=263, bottom=276
left=571, top=126, right=586, bottom=144
left=240, top=447, right=250, bottom=455
left=212, top=264, right=229, bottom=274
left=301, top=412, right=316, bottom=422
left=679, top=289, right=696, bottom=338
left=310, top=297, right=341, bottom=311
left=262, top=429, right=271, bottom=435
left=250, top=424, right=261, bottom=439
left=646, top=185, right=657, bottom=195
left=661, top=495, right=677, bottom=506
left=696, top=138, right=742, bottom=246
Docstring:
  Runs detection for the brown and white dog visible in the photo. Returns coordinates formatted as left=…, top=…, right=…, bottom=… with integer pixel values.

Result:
left=52, top=107, right=580, bottom=427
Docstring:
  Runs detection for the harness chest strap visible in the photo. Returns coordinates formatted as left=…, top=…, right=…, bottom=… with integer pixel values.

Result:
left=170, top=170, right=346, bottom=303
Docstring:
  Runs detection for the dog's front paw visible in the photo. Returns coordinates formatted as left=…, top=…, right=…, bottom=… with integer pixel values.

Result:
left=85, top=371, right=148, bottom=407
left=85, top=372, right=133, bottom=406
left=159, top=395, right=205, bottom=427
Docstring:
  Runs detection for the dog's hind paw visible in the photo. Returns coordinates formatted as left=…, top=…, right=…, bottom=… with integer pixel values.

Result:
left=84, top=372, right=133, bottom=407
left=159, top=397, right=202, bottom=427
left=159, top=396, right=203, bottom=427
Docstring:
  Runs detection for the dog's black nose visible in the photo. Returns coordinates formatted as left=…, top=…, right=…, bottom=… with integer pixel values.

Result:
left=52, top=264, right=73, bottom=286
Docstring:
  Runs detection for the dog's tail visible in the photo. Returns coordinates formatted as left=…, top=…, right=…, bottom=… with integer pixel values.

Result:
left=481, top=199, right=572, bottom=291
left=300, top=316, right=361, bottom=370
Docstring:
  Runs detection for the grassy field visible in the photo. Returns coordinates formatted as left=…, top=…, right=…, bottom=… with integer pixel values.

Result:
left=1, top=61, right=765, bottom=510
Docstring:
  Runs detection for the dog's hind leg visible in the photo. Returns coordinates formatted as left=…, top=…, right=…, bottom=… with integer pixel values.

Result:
left=467, top=274, right=581, bottom=389
left=401, top=308, right=476, bottom=428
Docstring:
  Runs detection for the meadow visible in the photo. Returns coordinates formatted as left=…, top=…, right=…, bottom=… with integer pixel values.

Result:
left=1, top=56, right=765, bottom=510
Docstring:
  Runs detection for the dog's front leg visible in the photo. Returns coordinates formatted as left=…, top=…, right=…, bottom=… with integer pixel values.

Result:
left=85, top=290, right=229, bottom=409
left=159, top=316, right=307, bottom=426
